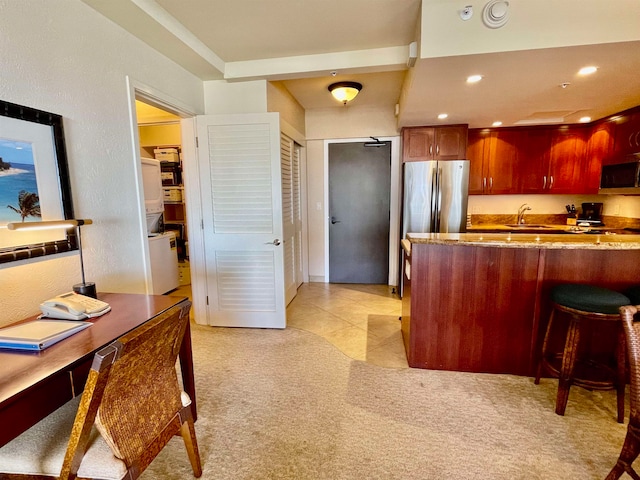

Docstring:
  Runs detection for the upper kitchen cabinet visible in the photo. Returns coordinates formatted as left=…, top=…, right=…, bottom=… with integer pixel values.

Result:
left=610, top=108, right=640, bottom=162
left=520, top=126, right=589, bottom=194
left=546, top=127, right=590, bottom=194
left=517, top=128, right=552, bottom=194
left=402, top=125, right=468, bottom=162
left=585, top=120, right=615, bottom=190
left=467, top=129, right=519, bottom=194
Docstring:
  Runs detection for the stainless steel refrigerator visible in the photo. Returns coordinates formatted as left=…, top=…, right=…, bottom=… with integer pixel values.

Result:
left=402, top=160, right=470, bottom=237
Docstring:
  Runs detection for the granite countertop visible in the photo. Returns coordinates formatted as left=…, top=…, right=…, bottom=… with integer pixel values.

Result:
left=405, top=232, right=640, bottom=250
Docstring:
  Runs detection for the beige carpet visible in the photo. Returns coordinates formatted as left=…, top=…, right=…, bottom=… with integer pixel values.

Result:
left=142, top=323, right=629, bottom=479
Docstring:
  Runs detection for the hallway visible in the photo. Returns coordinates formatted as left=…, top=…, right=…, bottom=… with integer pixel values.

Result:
left=286, top=283, right=408, bottom=368
left=174, top=282, right=408, bottom=368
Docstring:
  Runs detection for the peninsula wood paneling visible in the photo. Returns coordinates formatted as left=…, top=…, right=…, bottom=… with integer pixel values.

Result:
left=402, top=243, right=640, bottom=378
left=535, top=249, right=640, bottom=360
left=404, top=243, right=539, bottom=375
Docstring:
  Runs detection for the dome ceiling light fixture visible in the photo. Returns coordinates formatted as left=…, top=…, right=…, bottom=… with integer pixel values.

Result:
left=328, top=81, right=362, bottom=105
left=482, top=0, right=510, bottom=29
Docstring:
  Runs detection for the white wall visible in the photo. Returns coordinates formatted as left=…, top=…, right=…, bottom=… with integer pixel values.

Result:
left=267, top=82, right=306, bottom=136
left=421, top=0, right=640, bottom=59
left=203, top=80, right=267, bottom=114
left=0, top=0, right=204, bottom=326
left=469, top=194, right=640, bottom=219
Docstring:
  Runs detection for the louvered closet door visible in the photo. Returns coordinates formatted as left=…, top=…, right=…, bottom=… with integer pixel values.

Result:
left=196, top=113, right=285, bottom=328
left=280, top=133, right=302, bottom=305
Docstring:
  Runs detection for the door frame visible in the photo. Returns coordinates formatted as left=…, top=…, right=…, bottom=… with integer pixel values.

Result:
left=323, top=137, right=401, bottom=286
left=124, top=77, right=201, bottom=310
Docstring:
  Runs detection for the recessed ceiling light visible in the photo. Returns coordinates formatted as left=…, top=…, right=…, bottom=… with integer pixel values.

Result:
left=492, top=121, right=502, bottom=127
left=578, top=66, right=598, bottom=76
left=467, top=75, right=483, bottom=83
left=438, top=113, right=448, bottom=120
left=579, top=116, right=591, bottom=123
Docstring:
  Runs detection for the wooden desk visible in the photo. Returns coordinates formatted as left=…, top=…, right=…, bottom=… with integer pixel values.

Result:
left=0, top=293, right=197, bottom=447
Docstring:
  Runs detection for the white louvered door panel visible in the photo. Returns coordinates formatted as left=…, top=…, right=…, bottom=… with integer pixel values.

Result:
left=293, top=143, right=303, bottom=290
left=197, top=113, right=285, bottom=328
left=281, top=133, right=297, bottom=305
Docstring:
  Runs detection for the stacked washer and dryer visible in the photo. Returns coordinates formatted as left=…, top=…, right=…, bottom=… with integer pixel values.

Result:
left=141, top=157, right=179, bottom=295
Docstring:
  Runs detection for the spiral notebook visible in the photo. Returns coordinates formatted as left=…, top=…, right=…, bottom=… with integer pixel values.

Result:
left=0, top=320, right=92, bottom=351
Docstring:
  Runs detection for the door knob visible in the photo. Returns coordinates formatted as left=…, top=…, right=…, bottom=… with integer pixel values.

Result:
left=331, top=217, right=341, bottom=224
left=265, top=239, right=281, bottom=246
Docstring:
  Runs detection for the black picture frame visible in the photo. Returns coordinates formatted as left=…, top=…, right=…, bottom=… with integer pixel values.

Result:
left=0, top=100, right=76, bottom=264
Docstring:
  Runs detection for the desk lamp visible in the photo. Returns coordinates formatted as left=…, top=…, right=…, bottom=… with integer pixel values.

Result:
left=7, top=218, right=96, bottom=298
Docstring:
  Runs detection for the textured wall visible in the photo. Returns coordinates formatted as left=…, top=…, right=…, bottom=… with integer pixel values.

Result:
left=0, top=0, right=203, bottom=326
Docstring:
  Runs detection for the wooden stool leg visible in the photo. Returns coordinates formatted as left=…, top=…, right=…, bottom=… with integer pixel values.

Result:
left=535, top=309, right=556, bottom=385
left=616, top=328, right=627, bottom=424
left=556, top=315, right=580, bottom=416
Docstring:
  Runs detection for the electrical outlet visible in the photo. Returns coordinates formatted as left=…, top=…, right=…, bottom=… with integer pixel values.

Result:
left=316, top=202, right=322, bottom=211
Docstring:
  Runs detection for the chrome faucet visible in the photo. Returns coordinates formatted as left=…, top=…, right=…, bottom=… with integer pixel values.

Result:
left=517, top=203, right=532, bottom=224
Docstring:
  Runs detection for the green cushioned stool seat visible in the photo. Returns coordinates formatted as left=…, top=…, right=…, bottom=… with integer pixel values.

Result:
left=551, top=284, right=631, bottom=314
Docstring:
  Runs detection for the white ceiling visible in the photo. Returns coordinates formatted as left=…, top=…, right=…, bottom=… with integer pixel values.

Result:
left=83, top=0, right=640, bottom=128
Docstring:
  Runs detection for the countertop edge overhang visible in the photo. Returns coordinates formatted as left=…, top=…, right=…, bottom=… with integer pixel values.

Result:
left=405, top=233, right=640, bottom=250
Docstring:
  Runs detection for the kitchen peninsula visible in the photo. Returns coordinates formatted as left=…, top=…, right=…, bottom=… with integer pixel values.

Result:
left=401, top=233, right=640, bottom=376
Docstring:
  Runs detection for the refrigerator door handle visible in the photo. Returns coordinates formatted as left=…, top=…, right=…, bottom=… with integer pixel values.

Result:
left=435, top=167, right=442, bottom=231
left=430, top=166, right=438, bottom=231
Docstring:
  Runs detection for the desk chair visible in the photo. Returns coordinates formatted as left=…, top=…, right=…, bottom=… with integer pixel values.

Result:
left=607, top=305, right=640, bottom=480
left=0, top=300, right=202, bottom=480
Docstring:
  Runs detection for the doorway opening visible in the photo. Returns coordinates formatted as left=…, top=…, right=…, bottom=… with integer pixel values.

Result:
left=135, top=99, right=191, bottom=293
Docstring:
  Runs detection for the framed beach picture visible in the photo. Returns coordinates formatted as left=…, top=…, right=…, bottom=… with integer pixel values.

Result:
left=0, top=100, right=76, bottom=264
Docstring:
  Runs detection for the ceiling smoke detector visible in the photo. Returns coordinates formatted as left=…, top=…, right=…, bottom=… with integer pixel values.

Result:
left=482, top=0, right=510, bottom=29
left=459, top=5, right=473, bottom=20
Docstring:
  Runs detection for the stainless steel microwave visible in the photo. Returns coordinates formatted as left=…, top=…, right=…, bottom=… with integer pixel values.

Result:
left=599, top=157, right=640, bottom=194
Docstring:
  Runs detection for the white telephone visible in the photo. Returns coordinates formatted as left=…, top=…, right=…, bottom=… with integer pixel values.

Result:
left=40, top=292, right=111, bottom=321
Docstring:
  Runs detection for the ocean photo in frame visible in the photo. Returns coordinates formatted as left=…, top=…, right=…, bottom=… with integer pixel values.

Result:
left=0, top=140, right=39, bottom=223
left=0, top=100, right=76, bottom=264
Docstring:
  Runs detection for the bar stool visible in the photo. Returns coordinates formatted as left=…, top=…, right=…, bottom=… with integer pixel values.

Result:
left=535, top=284, right=630, bottom=423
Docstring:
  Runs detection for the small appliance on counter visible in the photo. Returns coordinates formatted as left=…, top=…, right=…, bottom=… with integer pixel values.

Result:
left=578, top=202, right=604, bottom=226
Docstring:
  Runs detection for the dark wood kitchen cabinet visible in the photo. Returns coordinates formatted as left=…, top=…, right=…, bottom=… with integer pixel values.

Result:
left=546, top=126, right=590, bottom=193
left=517, top=128, right=552, bottom=193
left=517, top=126, right=589, bottom=194
left=467, top=129, right=519, bottom=194
left=611, top=108, right=640, bottom=161
left=402, top=125, right=468, bottom=162
left=585, top=120, right=615, bottom=189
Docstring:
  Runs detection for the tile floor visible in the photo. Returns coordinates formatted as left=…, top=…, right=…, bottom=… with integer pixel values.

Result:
left=172, top=282, right=408, bottom=369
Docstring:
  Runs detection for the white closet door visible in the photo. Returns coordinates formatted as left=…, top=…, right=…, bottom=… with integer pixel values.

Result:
left=292, top=143, right=303, bottom=291
left=280, top=133, right=304, bottom=305
left=196, top=113, right=285, bottom=328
